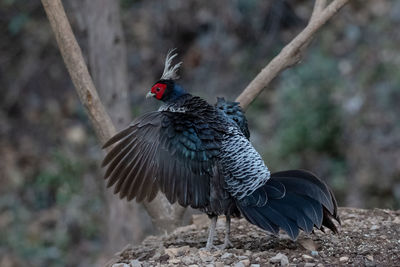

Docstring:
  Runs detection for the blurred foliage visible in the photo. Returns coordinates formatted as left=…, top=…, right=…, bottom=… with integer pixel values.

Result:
left=34, top=152, right=83, bottom=208
left=1, top=0, right=33, bottom=35
left=258, top=48, right=348, bottom=198
left=276, top=50, right=343, bottom=158
left=0, top=152, right=102, bottom=267
left=8, top=13, right=28, bottom=35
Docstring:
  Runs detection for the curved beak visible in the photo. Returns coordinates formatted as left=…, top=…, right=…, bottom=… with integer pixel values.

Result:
left=146, top=92, right=156, bottom=99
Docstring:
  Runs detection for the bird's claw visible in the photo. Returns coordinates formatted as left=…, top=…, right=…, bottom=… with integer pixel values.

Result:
left=203, top=244, right=219, bottom=251
left=220, top=239, right=233, bottom=249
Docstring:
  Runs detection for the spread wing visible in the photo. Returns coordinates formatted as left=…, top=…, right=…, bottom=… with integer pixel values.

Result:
left=101, top=111, right=221, bottom=208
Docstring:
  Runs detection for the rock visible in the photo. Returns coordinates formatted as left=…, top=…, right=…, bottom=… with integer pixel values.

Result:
left=221, top=252, right=233, bottom=259
left=302, top=254, right=313, bottom=260
left=112, top=264, right=129, bottom=267
left=299, top=239, right=318, bottom=251
left=240, top=259, right=251, bottom=266
left=370, top=225, right=379, bottom=230
left=198, top=249, right=213, bottom=262
left=129, top=260, right=142, bottom=267
left=165, top=246, right=189, bottom=258
left=366, top=255, right=374, bottom=261
left=304, top=263, right=316, bottom=267
left=234, top=262, right=245, bottom=267
left=339, top=256, right=349, bottom=262
left=215, top=262, right=224, bottom=267
left=311, top=251, right=319, bottom=257
left=250, top=264, right=260, bottom=267
left=330, top=235, right=340, bottom=244
left=270, top=253, right=289, bottom=266
left=181, top=255, right=198, bottom=265
left=169, top=258, right=181, bottom=264
left=164, top=247, right=179, bottom=258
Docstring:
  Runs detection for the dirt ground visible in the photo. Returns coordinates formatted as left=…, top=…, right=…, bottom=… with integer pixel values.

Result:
left=106, top=208, right=400, bottom=266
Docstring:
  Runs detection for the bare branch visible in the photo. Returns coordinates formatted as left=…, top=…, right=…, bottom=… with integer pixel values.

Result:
left=236, top=0, right=351, bottom=110
left=311, top=0, right=327, bottom=21
left=41, top=0, right=116, bottom=144
left=41, top=0, right=185, bottom=235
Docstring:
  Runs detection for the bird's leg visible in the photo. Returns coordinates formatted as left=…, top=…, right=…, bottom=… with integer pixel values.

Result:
left=205, top=216, right=217, bottom=249
left=222, top=215, right=233, bottom=249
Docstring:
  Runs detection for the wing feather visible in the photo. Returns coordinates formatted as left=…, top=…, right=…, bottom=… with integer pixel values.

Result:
left=102, top=111, right=218, bottom=208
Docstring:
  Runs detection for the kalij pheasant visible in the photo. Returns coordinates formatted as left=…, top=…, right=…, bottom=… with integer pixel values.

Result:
left=102, top=51, right=340, bottom=249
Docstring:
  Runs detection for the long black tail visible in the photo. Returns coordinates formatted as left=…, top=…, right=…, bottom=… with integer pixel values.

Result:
left=237, top=170, right=340, bottom=240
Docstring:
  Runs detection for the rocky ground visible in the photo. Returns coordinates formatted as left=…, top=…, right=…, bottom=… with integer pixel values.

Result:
left=105, top=208, right=400, bottom=267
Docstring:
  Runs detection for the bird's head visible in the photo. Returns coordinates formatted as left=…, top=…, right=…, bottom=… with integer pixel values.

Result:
left=146, top=50, right=187, bottom=102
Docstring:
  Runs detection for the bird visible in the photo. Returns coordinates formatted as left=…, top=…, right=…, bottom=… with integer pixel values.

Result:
left=101, top=50, right=340, bottom=249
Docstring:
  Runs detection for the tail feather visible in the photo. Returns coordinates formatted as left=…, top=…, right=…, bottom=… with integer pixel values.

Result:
left=237, top=170, right=340, bottom=240
left=268, top=193, right=320, bottom=234
left=240, top=206, right=280, bottom=234
left=258, top=205, right=300, bottom=240
left=271, top=170, right=335, bottom=213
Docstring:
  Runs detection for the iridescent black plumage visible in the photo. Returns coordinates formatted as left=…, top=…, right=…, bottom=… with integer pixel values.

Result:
left=215, top=97, right=250, bottom=139
left=102, top=52, right=340, bottom=248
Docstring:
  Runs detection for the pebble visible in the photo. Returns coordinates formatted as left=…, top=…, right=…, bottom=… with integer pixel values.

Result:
left=112, top=264, right=129, bottom=267
left=221, top=253, right=233, bottom=259
left=250, top=264, right=260, bottom=267
left=169, top=258, right=180, bottom=264
left=311, top=251, right=319, bottom=256
left=215, top=262, right=224, bottom=267
left=270, top=253, right=289, bottom=266
left=339, top=256, right=349, bottom=262
left=165, top=246, right=189, bottom=258
left=181, top=256, right=197, bottom=265
left=370, top=225, right=379, bottom=230
left=199, top=250, right=213, bottom=262
left=304, top=263, right=316, bottom=267
left=302, top=254, right=313, bottom=260
left=366, top=255, right=374, bottom=261
left=234, top=262, right=245, bottom=267
left=240, top=259, right=251, bottom=266
left=129, top=260, right=142, bottom=267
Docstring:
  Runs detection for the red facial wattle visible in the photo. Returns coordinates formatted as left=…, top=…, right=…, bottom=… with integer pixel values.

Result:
left=151, top=83, right=167, bottom=100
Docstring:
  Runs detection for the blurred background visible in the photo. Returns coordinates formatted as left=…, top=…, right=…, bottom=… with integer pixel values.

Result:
left=1, top=0, right=399, bottom=266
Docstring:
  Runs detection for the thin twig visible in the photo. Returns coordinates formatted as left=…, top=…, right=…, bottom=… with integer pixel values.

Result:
left=236, top=0, right=351, bottom=110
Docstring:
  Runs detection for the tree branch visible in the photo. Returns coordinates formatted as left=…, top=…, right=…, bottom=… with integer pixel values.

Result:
left=41, top=0, right=185, bottom=236
left=235, top=0, right=351, bottom=110
left=41, top=0, right=116, bottom=144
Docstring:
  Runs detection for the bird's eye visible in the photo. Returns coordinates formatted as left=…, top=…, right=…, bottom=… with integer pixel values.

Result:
left=156, top=87, right=161, bottom=92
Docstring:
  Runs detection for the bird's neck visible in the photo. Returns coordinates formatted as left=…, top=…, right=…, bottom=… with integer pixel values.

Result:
left=164, top=84, right=189, bottom=103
